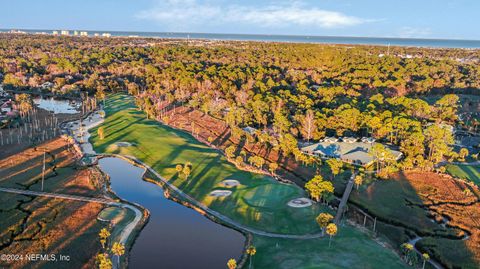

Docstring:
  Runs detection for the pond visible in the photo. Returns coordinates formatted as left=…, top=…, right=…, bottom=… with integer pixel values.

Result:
left=98, top=157, right=245, bottom=269
left=33, top=96, right=79, bottom=114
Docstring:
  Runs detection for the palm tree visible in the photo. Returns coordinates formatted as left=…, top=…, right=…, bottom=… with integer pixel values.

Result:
left=111, top=242, right=125, bottom=266
left=99, top=228, right=111, bottom=249
left=401, top=243, right=414, bottom=264
left=354, top=174, right=363, bottom=190
left=246, top=245, right=256, bottom=269
left=96, top=253, right=112, bottom=269
left=227, top=258, right=237, bottom=269
left=183, top=165, right=191, bottom=178
left=175, top=164, right=183, bottom=174
left=316, top=213, right=334, bottom=236
left=326, top=223, right=338, bottom=248
left=422, top=253, right=430, bottom=269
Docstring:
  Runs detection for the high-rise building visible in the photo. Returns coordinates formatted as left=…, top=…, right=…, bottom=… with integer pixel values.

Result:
left=61, top=30, right=70, bottom=36
left=80, top=31, right=88, bottom=36
left=52, top=30, right=59, bottom=35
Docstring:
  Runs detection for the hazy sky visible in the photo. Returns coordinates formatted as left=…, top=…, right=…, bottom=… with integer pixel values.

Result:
left=2, top=0, right=479, bottom=40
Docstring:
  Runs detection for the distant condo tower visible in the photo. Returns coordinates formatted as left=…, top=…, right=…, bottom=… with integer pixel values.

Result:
left=52, top=30, right=58, bottom=35
left=102, top=33, right=111, bottom=37
left=80, top=31, right=88, bottom=36
left=61, top=30, right=70, bottom=36
left=73, top=30, right=79, bottom=36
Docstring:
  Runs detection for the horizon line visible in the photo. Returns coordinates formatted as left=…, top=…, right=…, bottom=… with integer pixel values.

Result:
left=3, top=27, right=480, bottom=43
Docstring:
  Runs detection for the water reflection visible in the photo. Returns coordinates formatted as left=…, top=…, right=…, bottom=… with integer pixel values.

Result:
left=98, top=157, right=245, bottom=269
left=34, top=96, right=79, bottom=114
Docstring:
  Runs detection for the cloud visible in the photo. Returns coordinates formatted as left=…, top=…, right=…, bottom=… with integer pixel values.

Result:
left=397, top=27, right=432, bottom=38
left=136, top=0, right=370, bottom=31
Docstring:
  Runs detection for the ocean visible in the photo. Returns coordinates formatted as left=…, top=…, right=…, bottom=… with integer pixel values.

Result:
left=3, top=29, right=480, bottom=49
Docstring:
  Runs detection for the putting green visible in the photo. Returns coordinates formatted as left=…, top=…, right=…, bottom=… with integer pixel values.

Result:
left=91, top=94, right=326, bottom=235
left=90, top=93, right=408, bottom=268
left=242, top=183, right=297, bottom=209
left=98, top=206, right=122, bottom=221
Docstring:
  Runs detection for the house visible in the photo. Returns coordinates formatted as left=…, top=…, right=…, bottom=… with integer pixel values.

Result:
left=1, top=101, right=13, bottom=113
left=243, top=126, right=257, bottom=135
left=40, top=82, right=54, bottom=90
left=301, top=140, right=402, bottom=167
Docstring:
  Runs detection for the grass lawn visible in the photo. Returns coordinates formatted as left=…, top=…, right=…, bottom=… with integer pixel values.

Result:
left=446, top=164, right=480, bottom=186
left=98, top=206, right=136, bottom=244
left=251, top=225, right=408, bottom=269
left=91, top=93, right=408, bottom=268
left=91, top=94, right=327, bottom=235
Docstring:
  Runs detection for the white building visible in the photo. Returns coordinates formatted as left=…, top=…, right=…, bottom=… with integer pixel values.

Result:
left=40, top=82, right=54, bottom=90
left=61, top=30, right=70, bottom=36
left=52, top=30, right=59, bottom=35
left=80, top=31, right=88, bottom=36
left=102, top=33, right=111, bottom=38
left=73, top=31, right=79, bottom=36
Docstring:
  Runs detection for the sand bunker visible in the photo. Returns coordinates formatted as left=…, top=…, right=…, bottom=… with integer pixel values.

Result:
left=209, top=190, right=232, bottom=197
left=287, top=198, right=313, bottom=208
left=116, top=141, right=133, bottom=147
left=219, top=179, right=240, bottom=188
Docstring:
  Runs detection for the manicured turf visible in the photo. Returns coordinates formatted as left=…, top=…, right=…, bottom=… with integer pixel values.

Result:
left=91, top=94, right=327, bottom=235
left=446, top=164, right=480, bottom=186
left=252, top=226, right=408, bottom=269
left=100, top=206, right=137, bottom=246
left=91, top=94, right=408, bottom=268
left=98, top=206, right=127, bottom=222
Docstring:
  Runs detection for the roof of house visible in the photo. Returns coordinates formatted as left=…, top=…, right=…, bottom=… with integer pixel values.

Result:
left=301, top=141, right=402, bottom=165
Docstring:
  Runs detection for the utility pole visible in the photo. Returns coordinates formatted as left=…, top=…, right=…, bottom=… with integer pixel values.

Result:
left=41, top=150, right=46, bottom=191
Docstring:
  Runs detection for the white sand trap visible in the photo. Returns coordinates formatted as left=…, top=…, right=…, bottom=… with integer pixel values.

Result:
left=219, top=179, right=240, bottom=188
left=287, top=198, right=313, bottom=208
left=116, top=141, right=133, bottom=147
left=209, top=190, right=232, bottom=197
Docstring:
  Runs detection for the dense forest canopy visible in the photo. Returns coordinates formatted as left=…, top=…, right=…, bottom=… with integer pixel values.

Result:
left=1, top=33, right=478, bottom=172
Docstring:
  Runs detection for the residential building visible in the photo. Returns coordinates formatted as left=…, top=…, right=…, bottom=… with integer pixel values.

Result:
left=300, top=138, right=402, bottom=167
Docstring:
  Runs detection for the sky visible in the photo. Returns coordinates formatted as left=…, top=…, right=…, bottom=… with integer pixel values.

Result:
left=2, top=0, right=479, bottom=40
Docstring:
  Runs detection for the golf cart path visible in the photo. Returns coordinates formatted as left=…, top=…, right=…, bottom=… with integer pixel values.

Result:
left=108, top=154, right=326, bottom=240
left=67, top=110, right=325, bottom=239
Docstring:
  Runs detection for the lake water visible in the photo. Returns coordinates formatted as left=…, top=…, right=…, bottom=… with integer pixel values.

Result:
left=6, top=29, right=480, bottom=48
left=33, top=96, right=78, bottom=114
left=98, top=157, right=245, bottom=269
